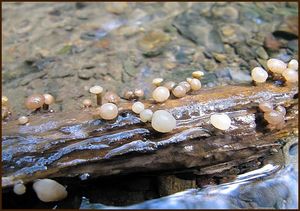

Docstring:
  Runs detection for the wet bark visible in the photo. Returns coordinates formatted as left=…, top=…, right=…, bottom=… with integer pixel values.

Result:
left=2, top=83, right=298, bottom=188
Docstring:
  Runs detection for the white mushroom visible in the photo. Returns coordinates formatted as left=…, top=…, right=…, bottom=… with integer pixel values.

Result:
left=251, top=67, right=268, bottom=83
left=210, top=113, right=231, bottom=130
left=152, top=86, right=170, bottom=103
left=33, top=179, right=67, bottom=202
left=99, top=103, right=118, bottom=120
left=140, top=109, right=153, bottom=122
left=267, top=58, right=287, bottom=74
left=132, top=102, right=145, bottom=114
left=151, top=110, right=176, bottom=133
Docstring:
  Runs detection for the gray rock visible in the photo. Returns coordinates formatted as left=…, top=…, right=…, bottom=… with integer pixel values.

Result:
left=173, top=11, right=224, bottom=53
left=255, top=47, right=269, bottom=60
left=78, top=69, right=94, bottom=80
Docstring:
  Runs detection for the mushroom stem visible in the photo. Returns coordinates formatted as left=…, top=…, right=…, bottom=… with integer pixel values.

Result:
left=42, top=104, right=49, bottom=110
left=96, top=94, right=102, bottom=106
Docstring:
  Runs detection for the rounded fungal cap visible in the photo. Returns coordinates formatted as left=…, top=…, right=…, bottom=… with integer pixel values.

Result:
left=89, top=86, right=103, bottom=94
left=275, top=105, right=286, bottom=116
left=178, top=81, right=191, bottom=92
left=33, top=179, right=67, bottom=202
left=132, top=101, right=145, bottom=114
left=134, top=89, right=144, bottom=98
left=152, top=86, right=170, bottom=103
left=210, top=113, right=231, bottom=130
left=258, top=102, right=273, bottom=113
left=192, top=71, right=204, bottom=79
left=2, top=96, right=8, bottom=106
left=288, top=59, right=298, bottom=70
left=264, top=110, right=284, bottom=125
left=103, top=91, right=121, bottom=104
left=251, top=67, right=268, bottom=83
left=124, top=90, right=135, bottom=100
left=186, top=77, right=192, bottom=83
left=43, top=94, right=55, bottom=105
left=172, top=85, right=186, bottom=98
left=25, top=94, right=45, bottom=110
left=163, top=81, right=176, bottom=91
left=13, top=183, right=26, bottom=195
left=152, top=78, right=164, bottom=86
left=82, top=99, right=92, bottom=107
left=151, top=110, right=176, bottom=133
left=189, top=78, right=201, bottom=91
left=267, top=58, right=287, bottom=74
left=99, top=103, right=118, bottom=120
left=18, top=116, right=29, bottom=125
left=140, top=109, right=153, bottom=122
left=282, top=68, right=298, bottom=83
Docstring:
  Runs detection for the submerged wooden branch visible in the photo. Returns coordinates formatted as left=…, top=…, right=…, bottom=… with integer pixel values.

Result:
left=2, top=83, right=298, bottom=188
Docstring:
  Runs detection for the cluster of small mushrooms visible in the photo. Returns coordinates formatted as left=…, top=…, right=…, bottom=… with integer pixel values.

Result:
left=2, top=57, right=298, bottom=202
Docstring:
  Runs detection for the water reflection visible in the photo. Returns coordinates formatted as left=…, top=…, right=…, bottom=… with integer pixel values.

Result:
left=80, top=164, right=298, bottom=209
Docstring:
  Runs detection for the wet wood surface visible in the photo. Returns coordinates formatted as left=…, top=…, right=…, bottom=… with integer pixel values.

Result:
left=2, top=83, right=298, bottom=188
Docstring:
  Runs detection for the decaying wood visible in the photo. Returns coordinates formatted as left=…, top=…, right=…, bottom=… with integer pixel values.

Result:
left=2, top=83, right=298, bottom=188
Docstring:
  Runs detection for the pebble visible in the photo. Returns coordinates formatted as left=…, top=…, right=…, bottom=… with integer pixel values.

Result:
left=18, top=116, right=29, bottom=125
left=255, top=47, right=269, bottom=60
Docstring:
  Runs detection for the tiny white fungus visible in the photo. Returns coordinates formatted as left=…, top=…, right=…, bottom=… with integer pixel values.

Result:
left=140, top=109, right=153, bottom=122
left=152, top=86, right=170, bottom=103
left=210, top=113, right=231, bottom=130
left=288, top=59, right=298, bottom=70
left=132, top=102, right=145, bottom=114
left=99, top=103, right=118, bottom=120
left=13, top=183, right=26, bottom=195
left=151, top=110, right=176, bottom=133
left=267, top=58, right=287, bottom=74
left=282, top=68, right=298, bottom=83
left=33, top=179, right=67, bottom=202
left=251, top=67, right=268, bottom=83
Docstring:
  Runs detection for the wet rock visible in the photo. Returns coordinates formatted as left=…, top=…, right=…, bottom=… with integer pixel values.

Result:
left=137, top=30, right=171, bottom=57
left=235, top=44, right=256, bottom=61
left=211, top=5, right=239, bottom=21
left=229, top=68, right=252, bottom=84
left=264, top=33, right=281, bottom=51
left=255, top=47, right=269, bottom=60
left=273, top=16, right=298, bottom=40
left=203, top=59, right=218, bottom=72
left=256, top=58, right=268, bottom=71
left=287, top=39, right=298, bottom=52
left=78, top=69, right=94, bottom=80
left=75, top=2, right=87, bottom=10
left=212, top=53, right=227, bottom=63
left=221, top=25, right=235, bottom=37
left=49, top=65, right=74, bottom=78
left=173, top=11, right=224, bottom=53
left=105, top=2, right=128, bottom=14
left=157, top=175, right=196, bottom=197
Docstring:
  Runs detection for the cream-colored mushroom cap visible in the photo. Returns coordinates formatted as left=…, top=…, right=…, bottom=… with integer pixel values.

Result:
left=152, top=86, right=170, bottom=103
left=251, top=67, right=268, bottom=83
left=99, top=103, right=118, bottom=120
left=288, top=59, right=298, bottom=70
left=267, top=58, right=287, bottom=74
left=258, top=102, right=273, bottom=113
left=33, top=179, right=67, bottom=202
left=172, top=85, right=186, bottom=98
left=282, top=68, right=298, bottom=83
left=264, top=110, right=284, bottom=125
left=2, top=96, right=8, bottom=106
left=13, top=183, right=26, bottom=195
left=210, top=113, right=231, bottom=130
left=163, top=81, right=176, bottom=91
left=43, top=94, right=55, bottom=105
left=89, top=86, right=103, bottom=94
left=82, top=99, right=92, bottom=107
left=192, top=71, right=204, bottom=79
left=152, top=78, right=164, bottom=86
left=132, top=101, right=145, bottom=114
left=151, top=110, right=176, bottom=133
left=189, top=78, right=201, bottom=91
left=140, top=109, right=153, bottom=122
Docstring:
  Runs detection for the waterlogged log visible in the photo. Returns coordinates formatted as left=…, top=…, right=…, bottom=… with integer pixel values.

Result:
left=2, top=84, right=298, bottom=188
